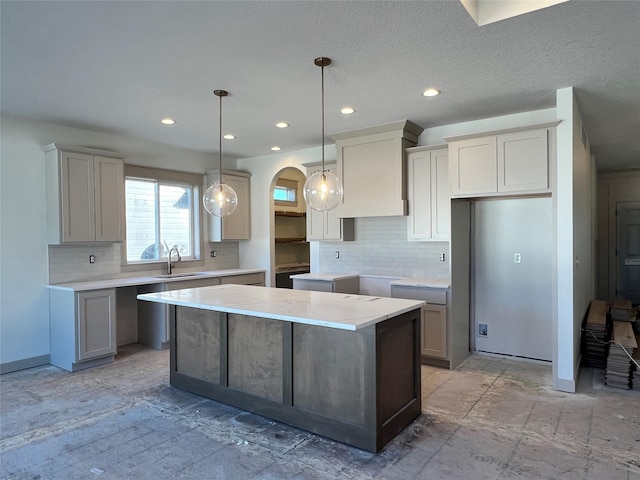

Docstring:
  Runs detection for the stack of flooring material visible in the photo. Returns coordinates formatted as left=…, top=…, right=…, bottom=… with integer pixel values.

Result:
left=632, top=333, right=640, bottom=391
left=610, top=299, right=637, bottom=323
left=583, top=300, right=608, bottom=368
left=605, top=321, right=637, bottom=389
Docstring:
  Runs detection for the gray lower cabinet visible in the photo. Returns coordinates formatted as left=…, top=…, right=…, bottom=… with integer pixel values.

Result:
left=292, top=276, right=359, bottom=293
left=220, top=272, right=265, bottom=286
left=391, top=285, right=449, bottom=366
left=50, top=288, right=117, bottom=371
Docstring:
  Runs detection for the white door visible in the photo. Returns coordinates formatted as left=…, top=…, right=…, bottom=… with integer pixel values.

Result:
left=473, top=197, right=552, bottom=361
left=617, top=202, right=640, bottom=303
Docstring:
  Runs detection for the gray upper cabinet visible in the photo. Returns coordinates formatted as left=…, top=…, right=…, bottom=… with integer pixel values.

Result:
left=304, top=162, right=354, bottom=241
left=406, top=146, right=450, bottom=241
left=44, top=144, right=125, bottom=244
left=447, top=126, right=554, bottom=199
left=205, top=170, right=251, bottom=242
left=331, top=121, right=423, bottom=218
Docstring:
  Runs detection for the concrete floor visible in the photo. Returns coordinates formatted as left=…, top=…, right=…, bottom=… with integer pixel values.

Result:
left=1, top=345, right=638, bottom=480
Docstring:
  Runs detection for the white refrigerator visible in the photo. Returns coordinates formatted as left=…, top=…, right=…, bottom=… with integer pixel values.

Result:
left=473, top=197, right=553, bottom=361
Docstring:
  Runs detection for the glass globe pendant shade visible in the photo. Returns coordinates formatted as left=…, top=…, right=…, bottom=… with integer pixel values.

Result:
left=203, top=181, right=238, bottom=217
left=303, top=170, right=343, bottom=212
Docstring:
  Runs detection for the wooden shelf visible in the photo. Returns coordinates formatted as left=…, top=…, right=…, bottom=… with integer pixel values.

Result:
left=275, top=211, right=306, bottom=217
left=275, top=237, right=307, bottom=244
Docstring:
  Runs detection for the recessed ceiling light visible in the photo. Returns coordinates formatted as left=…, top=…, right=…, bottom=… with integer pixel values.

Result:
left=223, top=134, right=235, bottom=140
left=276, top=122, right=289, bottom=128
left=422, top=88, right=441, bottom=97
left=271, top=146, right=281, bottom=151
left=161, top=118, right=176, bottom=125
left=340, top=107, right=355, bottom=115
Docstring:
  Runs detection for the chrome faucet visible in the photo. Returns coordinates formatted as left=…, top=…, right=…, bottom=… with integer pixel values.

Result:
left=168, top=247, right=181, bottom=274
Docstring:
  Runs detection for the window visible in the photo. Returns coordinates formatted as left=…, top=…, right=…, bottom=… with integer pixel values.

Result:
left=274, top=178, right=298, bottom=205
left=124, top=169, right=201, bottom=264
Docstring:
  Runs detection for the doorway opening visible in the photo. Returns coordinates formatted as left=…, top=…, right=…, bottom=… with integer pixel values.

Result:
left=271, top=168, right=309, bottom=288
left=616, top=201, right=640, bottom=304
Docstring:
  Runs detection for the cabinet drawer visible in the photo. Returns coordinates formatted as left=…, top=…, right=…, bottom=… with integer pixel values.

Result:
left=390, top=286, right=447, bottom=304
left=293, top=279, right=333, bottom=292
left=221, top=273, right=265, bottom=285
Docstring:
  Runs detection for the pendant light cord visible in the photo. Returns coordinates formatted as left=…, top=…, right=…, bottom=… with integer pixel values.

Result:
left=321, top=61, right=325, bottom=172
left=219, top=92, right=223, bottom=184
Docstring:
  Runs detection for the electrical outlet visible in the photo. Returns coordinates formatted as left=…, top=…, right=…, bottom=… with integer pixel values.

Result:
left=89, top=255, right=95, bottom=264
left=478, top=323, right=488, bottom=337
left=211, top=251, right=217, bottom=258
left=335, top=251, right=340, bottom=259
left=439, top=252, right=446, bottom=262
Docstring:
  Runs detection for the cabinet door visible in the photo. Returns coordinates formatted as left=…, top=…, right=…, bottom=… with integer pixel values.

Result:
left=222, top=175, right=251, bottom=240
left=94, top=156, right=124, bottom=242
left=77, top=289, right=116, bottom=361
left=61, top=151, right=95, bottom=242
left=422, top=304, right=447, bottom=359
left=407, top=151, right=433, bottom=240
left=498, top=129, right=549, bottom=192
left=449, top=137, right=497, bottom=196
left=305, top=164, right=354, bottom=241
left=306, top=205, right=325, bottom=241
left=324, top=166, right=346, bottom=240
left=208, top=174, right=251, bottom=241
left=431, top=150, right=450, bottom=240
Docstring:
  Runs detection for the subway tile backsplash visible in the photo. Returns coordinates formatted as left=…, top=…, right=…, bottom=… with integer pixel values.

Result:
left=318, top=216, right=449, bottom=279
left=48, top=242, right=240, bottom=284
left=48, top=218, right=445, bottom=284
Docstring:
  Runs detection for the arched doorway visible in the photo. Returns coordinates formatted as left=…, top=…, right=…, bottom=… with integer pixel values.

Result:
left=271, top=167, right=309, bottom=288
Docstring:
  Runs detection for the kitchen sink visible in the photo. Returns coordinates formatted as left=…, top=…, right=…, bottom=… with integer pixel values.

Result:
left=153, top=272, right=209, bottom=279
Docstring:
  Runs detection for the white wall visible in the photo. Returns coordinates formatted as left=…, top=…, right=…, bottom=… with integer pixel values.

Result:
left=554, top=87, right=596, bottom=392
left=0, top=115, right=219, bottom=369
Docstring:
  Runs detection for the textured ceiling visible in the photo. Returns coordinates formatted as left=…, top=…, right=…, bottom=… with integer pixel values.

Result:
left=1, top=1, right=639, bottom=170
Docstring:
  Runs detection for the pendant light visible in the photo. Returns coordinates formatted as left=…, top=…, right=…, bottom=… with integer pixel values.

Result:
left=303, top=57, right=343, bottom=212
left=203, top=89, right=238, bottom=217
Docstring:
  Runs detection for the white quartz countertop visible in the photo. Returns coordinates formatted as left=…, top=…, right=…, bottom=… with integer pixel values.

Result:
left=390, top=278, right=450, bottom=289
left=137, top=284, right=424, bottom=331
left=47, top=268, right=266, bottom=292
left=289, top=273, right=359, bottom=281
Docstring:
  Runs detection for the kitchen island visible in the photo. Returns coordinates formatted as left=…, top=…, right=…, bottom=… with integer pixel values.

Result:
left=137, top=284, right=424, bottom=452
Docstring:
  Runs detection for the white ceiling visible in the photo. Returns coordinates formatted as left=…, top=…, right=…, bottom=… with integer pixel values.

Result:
left=2, top=1, right=639, bottom=170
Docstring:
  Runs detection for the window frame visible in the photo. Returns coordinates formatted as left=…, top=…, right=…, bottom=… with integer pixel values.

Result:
left=274, top=178, right=299, bottom=208
left=121, top=165, right=204, bottom=272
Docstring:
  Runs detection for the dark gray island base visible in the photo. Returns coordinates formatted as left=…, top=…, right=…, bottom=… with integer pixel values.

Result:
left=168, top=305, right=422, bottom=452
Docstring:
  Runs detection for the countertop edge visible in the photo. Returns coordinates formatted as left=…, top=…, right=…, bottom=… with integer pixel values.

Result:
left=137, top=286, right=425, bottom=331
left=47, top=268, right=266, bottom=292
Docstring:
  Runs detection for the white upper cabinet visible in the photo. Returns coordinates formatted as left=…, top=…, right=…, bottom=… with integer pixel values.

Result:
left=331, top=121, right=423, bottom=218
left=447, top=125, right=553, bottom=198
left=44, top=144, right=125, bottom=244
left=205, top=170, right=251, bottom=242
left=449, top=136, right=497, bottom=196
left=498, top=129, right=549, bottom=192
left=304, top=163, right=354, bottom=241
left=406, top=146, right=450, bottom=241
